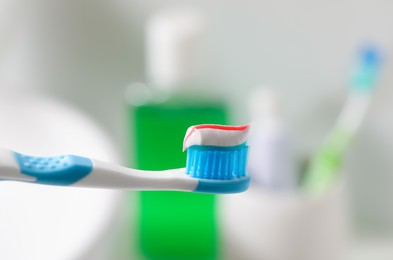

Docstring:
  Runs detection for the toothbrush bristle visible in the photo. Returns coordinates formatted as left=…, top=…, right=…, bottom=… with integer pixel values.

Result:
left=361, top=45, right=380, bottom=67
left=185, top=144, right=249, bottom=180
left=352, top=44, right=382, bottom=92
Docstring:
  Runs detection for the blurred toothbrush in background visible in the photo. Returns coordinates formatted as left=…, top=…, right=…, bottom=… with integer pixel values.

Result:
left=302, top=45, right=382, bottom=195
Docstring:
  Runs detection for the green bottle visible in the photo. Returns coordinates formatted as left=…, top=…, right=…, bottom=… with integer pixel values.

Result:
left=127, top=8, right=229, bottom=260
left=130, top=93, right=227, bottom=260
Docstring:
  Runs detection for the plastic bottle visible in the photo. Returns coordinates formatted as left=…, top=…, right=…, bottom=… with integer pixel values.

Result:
left=248, top=88, right=296, bottom=190
left=126, top=8, right=227, bottom=259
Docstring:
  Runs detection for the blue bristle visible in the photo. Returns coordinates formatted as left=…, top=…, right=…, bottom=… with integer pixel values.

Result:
left=362, top=45, right=380, bottom=67
left=352, top=44, right=382, bottom=92
left=186, top=143, right=249, bottom=180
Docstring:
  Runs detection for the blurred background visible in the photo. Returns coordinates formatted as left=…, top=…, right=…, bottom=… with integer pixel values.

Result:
left=0, top=0, right=392, bottom=259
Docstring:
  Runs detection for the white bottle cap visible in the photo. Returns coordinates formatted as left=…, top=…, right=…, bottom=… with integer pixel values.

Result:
left=145, top=7, right=205, bottom=89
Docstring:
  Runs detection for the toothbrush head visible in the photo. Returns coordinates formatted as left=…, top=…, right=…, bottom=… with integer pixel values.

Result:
left=184, top=124, right=251, bottom=194
left=352, top=44, right=382, bottom=92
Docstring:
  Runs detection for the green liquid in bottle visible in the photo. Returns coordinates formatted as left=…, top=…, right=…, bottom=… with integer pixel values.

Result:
left=129, top=96, right=227, bottom=260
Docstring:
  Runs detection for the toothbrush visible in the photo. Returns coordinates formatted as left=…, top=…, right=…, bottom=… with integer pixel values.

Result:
left=0, top=124, right=250, bottom=194
left=302, top=45, right=382, bottom=195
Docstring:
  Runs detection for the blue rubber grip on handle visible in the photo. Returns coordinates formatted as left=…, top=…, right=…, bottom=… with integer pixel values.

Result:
left=14, top=153, right=93, bottom=185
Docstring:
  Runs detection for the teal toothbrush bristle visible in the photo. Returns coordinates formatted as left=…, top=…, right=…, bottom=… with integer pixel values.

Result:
left=186, top=143, right=249, bottom=180
left=352, top=45, right=381, bottom=92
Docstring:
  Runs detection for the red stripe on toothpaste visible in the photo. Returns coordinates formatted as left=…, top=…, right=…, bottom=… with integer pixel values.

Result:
left=183, top=124, right=250, bottom=151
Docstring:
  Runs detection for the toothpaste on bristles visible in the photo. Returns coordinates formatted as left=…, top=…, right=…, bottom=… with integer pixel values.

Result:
left=184, top=124, right=251, bottom=181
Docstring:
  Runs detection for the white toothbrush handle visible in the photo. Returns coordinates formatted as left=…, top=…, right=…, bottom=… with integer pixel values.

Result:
left=0, top=148, right=198, bottom=191
left=74, top=161, right=197, bottom=191
left=0, top=148, right=37, bottom=182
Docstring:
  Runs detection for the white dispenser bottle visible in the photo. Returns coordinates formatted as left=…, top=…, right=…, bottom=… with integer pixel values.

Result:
left=248, top=88, right=296, bottom=190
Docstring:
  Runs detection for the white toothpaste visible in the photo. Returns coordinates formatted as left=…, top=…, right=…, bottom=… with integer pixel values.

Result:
left=183, top=124, right=250, bottom=151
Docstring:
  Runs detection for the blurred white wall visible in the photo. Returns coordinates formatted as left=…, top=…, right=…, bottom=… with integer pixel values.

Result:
left=0, top=0, right=393, bottom=237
